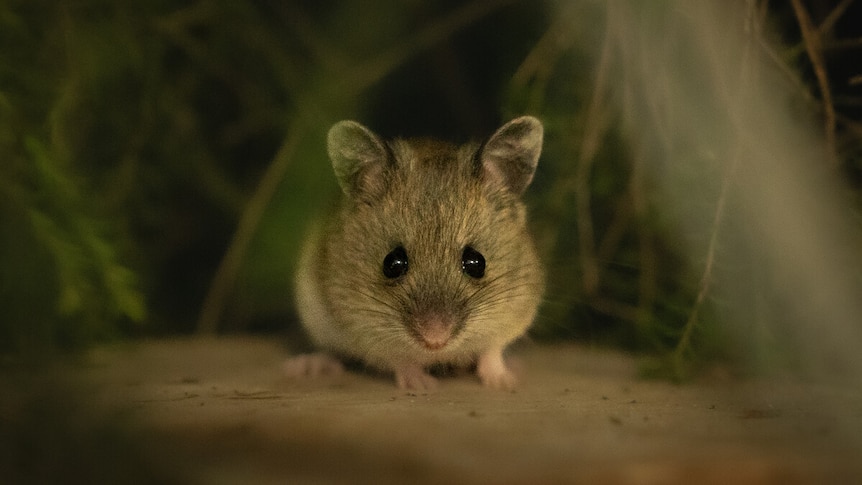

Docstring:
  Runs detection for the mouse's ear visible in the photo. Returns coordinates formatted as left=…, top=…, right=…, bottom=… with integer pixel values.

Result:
left=327, top=120, right=389, bottom=198
left=479, top=116, right=543, bottom=195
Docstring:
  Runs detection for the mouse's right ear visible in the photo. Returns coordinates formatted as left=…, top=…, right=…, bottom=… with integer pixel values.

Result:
left=327, top=120, right=389, bottom=199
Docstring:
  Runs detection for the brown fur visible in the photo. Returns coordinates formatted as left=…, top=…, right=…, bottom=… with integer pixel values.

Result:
left=292, top=117, right=545, bottom=390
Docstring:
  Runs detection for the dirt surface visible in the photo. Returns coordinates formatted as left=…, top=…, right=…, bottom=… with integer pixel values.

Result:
left=5, top=337, right=862, bottom=484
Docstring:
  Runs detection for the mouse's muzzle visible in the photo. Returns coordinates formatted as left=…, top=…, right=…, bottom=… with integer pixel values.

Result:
left=410, top=311, right=461, bottom=350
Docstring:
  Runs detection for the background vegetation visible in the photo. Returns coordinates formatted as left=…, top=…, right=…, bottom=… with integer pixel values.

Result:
left=2, top=0, right=860, bottom=377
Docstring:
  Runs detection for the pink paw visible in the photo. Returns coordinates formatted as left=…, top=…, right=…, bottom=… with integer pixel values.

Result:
left=394, top=365, right=438, bottom=390
left=283, top=353, right=344, bottom=378
left=477, top=350, right=518, bottom=391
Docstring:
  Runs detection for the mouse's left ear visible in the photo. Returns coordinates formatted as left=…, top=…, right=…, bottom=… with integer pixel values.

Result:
left=479, top=116, right=543, bottom=195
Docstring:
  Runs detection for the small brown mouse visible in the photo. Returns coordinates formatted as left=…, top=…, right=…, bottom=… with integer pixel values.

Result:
left=285, top=116, right=544, bottom=390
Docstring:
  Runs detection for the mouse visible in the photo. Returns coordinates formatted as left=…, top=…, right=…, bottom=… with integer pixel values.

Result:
left=284, top=116, right=545, bottom=390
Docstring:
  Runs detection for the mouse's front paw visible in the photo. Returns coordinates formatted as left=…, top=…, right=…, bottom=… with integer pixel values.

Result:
left=283, top=352, right=344, bottom=378
left=394, top=365, right=438, bottom=391
left=477, top=349, right=518, bottom=391
left=478, top=366, right=518, bottom=391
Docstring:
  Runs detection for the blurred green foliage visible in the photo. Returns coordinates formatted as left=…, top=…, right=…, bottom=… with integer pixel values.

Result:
left=1, top=0, right=860, bottom=379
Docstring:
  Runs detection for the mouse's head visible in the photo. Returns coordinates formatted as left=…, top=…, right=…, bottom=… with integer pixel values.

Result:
left=322, top=117, right=544, bottom=365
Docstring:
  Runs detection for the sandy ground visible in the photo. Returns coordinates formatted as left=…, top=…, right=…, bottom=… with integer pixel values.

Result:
left=3, top=337, right=862, bottom=484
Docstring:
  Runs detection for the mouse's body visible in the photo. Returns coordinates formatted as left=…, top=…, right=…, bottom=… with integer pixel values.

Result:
left=288, top=116, right=544, bottom=390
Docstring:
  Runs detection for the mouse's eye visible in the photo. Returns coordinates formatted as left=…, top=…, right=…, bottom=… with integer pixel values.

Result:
left=461, top=246, right=485, bottom=279
left=383, top=246, right=409, bottom=278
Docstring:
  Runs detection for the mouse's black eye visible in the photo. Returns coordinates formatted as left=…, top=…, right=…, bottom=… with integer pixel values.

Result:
left=461, top=246, right=485, bottom=279
left=382, top=246, right=409, bottom=278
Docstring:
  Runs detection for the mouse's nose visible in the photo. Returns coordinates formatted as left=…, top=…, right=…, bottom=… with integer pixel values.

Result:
left=412, top=312, right=455, bottom=350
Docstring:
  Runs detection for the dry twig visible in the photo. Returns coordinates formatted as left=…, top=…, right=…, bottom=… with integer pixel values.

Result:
left=791, top=0, right=839, bottom=168
left=575, top=20, right=614, bottom=297
left=674, top=0, right=759, bottom=362
left=197, top=124, right=305, bottom=334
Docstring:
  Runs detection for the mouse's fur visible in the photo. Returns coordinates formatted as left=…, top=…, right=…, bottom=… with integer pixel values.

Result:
left=290, top=116, right=545, bottom=390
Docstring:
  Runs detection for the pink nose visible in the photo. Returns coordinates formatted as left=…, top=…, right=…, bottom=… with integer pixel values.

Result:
left=422, top=334, right=449, bottom=350
left=415, top=315, right=453, bottom=350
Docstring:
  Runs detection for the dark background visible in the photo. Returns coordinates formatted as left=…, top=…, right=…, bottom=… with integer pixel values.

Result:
left=1, top=0, right=860, bottom=376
